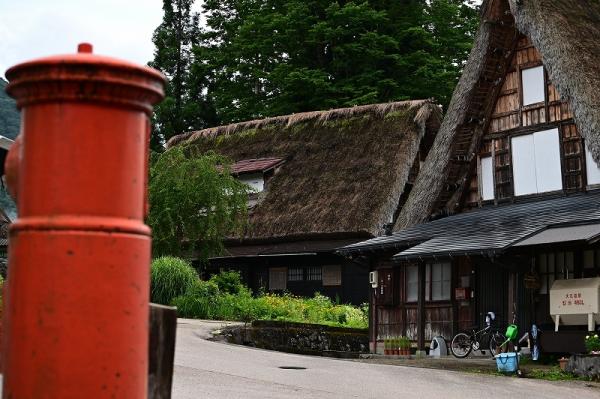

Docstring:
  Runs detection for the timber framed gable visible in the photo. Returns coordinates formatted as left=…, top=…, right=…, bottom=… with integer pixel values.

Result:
left=463, top=35, right=591, bottom=208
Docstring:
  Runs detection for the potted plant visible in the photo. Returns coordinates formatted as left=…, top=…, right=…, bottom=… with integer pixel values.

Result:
left=384, top=337, right=391, bottom=355
left=391, top=337, right=398, bottom=355
left=585, top=333, right=600, bottom=355
left=558, top=357, right=569, bottom=371
left=399, top=336, right=411, bottom=356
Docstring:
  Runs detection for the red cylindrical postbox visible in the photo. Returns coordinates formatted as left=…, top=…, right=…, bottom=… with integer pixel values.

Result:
left=2, top=43, right=165, bottom=398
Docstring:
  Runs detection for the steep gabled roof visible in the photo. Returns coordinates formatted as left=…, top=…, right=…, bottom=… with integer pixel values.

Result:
left=509, top=0, right=600, bottom=160
left=167, top=100, right=441, bottom=241
left=395, top=0, right=600, bottom=230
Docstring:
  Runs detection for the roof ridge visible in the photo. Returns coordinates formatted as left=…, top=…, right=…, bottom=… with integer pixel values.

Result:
left=166, top=99, right=436, bottom=148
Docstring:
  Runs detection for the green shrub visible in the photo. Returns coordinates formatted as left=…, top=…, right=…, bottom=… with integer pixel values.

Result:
left=168, top=270, right=368, bottom=328
left=150, top=256, right=197, bottom=305
left=171, top=280, right=220, bottom=319
left=585, top=333, right=600, bottom=353
left=188, top=279, right=220, bottom=298
left=209, top=270, right=244, bottom=294
left=172, top=294, right=213, bottom=319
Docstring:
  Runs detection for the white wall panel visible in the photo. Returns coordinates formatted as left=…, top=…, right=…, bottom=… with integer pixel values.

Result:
left=585, top=144, right=600, bottom=185
left=533, top=128, right=562, bottom=193
left=480, top=156, right=494, bottom=200
left=522, top=66, right=545, bottom=105
left=512, top=134, right=537, bottom=195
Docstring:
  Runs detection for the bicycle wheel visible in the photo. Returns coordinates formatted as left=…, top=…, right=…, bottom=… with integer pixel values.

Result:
left=450, top=332, right=473, bottom=358
left=489, top=331, right=506, bottom=357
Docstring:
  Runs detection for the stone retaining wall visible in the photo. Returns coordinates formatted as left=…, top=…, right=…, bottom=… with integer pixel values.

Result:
left=565, top=354, right=600, bottom=380
left=223, top=320, right=368, bottom=357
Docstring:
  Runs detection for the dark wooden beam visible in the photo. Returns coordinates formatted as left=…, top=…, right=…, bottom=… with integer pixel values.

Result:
left=417, top=262, right=426, bottom=353
left=149, top=304, right=178, bottom=399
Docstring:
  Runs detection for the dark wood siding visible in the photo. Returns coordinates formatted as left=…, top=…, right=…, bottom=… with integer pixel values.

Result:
left=206, top=253, right=368, bottom=305
left=475, top=259, right=509, bottom=327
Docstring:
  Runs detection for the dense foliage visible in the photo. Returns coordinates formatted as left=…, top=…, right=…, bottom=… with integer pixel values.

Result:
left=147, top=146, right=249, bottom=259
left=0, top=78, right=19, bottom=140
left=172, top=273, right=369, bottom=328
left=150, top=256, right=198, bottom=305
left=150, top=0, right=218, bottom=149
left=151, top=260, right=368, bottom=328
left=151, top=0, right=479, bottom=134
left=209, top=270, right=245, bottom=294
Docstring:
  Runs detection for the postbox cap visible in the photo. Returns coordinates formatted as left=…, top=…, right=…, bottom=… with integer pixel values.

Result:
left=5, top=43, right=166, bottom=114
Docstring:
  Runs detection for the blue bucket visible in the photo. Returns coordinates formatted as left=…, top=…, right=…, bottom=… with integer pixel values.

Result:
left=495, top=352, right=519, bottom=373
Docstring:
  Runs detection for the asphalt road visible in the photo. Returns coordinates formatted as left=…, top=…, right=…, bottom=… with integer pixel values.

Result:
left=172, top=319, right=599, bottom=399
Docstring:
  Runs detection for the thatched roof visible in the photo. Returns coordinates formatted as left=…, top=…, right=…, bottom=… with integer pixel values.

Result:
left=509, top=0, right=600, bottom=162
left=167, top=100, right=441, bottom=241
left=396, top=0, right=600, bottom=229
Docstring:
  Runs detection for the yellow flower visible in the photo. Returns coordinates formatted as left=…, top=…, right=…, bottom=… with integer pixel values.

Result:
left=586, top=335, right=590, bottom=339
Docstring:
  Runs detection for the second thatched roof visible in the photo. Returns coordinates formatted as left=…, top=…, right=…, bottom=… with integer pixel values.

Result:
left=167, top=100, right=441, bottom=242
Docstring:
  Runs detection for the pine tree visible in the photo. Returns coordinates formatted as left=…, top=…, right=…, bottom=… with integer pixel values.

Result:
left=150, top=0, right=217, bottom=150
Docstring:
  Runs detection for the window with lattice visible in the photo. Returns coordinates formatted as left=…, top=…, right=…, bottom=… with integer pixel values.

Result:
left=287, top=267, right=304, bottom=281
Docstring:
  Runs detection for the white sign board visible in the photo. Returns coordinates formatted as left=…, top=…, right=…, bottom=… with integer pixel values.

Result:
left=549, top=277, right=600, bottom=331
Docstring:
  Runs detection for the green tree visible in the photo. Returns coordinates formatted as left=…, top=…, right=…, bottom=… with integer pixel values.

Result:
left=197, top=0, right=478, bottom=124
left=150, top=0, right=218, bottom=150
left=425, top=0, right=480, bottom=106
left=148, top=146, right=249, bottom=260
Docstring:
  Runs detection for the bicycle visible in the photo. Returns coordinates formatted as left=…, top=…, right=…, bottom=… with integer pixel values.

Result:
left=450, top=312, right=506, bottom=358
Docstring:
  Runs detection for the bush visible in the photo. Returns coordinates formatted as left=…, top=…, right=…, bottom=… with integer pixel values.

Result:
left=168, top=270, right=368, bottom=328
left=209, top=270, right=244, bottom=294
left=150, top=256, right=197, bottom=305
left=585, top=333, right=600, bottom=353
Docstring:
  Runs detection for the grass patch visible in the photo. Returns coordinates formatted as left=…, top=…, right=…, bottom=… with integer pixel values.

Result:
left=526, top=366, right=580, bottom=381
left=466, top=364, right=591, bottom=382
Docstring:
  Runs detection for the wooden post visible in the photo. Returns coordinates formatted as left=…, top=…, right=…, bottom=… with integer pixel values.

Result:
left=370, top=285, right=377, bottom=353
left=507, top=270, right=515, bottom=325
left=417, top=262, right=426, bottom=354
left=149, top=304, right=178, bottom=399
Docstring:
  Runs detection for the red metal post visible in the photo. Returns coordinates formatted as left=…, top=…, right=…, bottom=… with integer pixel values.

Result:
left=2, top=44, right=165, bottom=398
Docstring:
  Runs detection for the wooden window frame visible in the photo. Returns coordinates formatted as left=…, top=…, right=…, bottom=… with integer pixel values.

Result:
left=521, top=65, right=546, bottom=107
left=322, top=265, right=342, bottom=286
left=269, top=267, right=287, bottom=291
left=537, top=251, right=575, bottom=295
left=404, top=262, right=452, bottom=303
left=306, top=266, right=322, bottom=281
left=287, top=267, right=304, bottom=282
